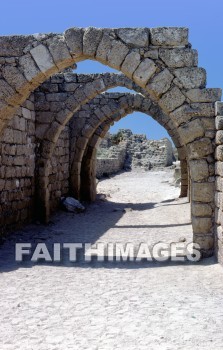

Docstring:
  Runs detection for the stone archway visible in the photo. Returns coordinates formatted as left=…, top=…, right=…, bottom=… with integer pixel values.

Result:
left=75, top=93, right=187, bottom=202
left=0, top=27, right=221, bottom=257
left=67, top=92, right=185, bottom=199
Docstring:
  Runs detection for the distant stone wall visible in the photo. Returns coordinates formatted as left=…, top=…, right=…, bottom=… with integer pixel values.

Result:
left=96, top=147, right=126, bottom=178
left=96, top=129, right=174, bottom=177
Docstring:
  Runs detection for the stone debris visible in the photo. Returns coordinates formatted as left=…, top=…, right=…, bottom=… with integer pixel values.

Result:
left=61, top=197, right=85, bottom=213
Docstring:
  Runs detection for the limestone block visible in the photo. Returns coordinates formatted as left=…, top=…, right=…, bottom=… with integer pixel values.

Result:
left=0, top=35, right=33, bottom=56
left=64, top=28, right=83, bottom=57
left=215, top=101, right=223, bottom=116
left=216, top=176, right=223, bottom=192
left=186, top=88, right=222, bottom=102
left=83, top=27, right=103, bottom=57
left=192, top=217, right=212, bottom=234
left=174, top=67, right=206, bottom=89
left=30, top=44, right=56, bottom=75
left=215, top=146, right=223, bottom=161
left=107, top=40, right=129, bottom=69
left=144, top=49, right=158, bottom=59
left=159, top=86, right=185, bottom=112
left=194, top=235, right=214, bottom=252
left=215, top=162, right=223, bottom=177
left=187, top=138, right=213, bottom=160
left=192, top=203, right=212, bottom=217
left=116, top=28, right=149, bottom=47
left=47, top=36, right=73, bottom=69
left=150, top=27, right=188, bottom=46
left=201, top=117, right=215, bottom=131
left=192, top=182, right=214, bottom=202
left=170, top=103, right=214, bottom=127
left=190, top=159, right=209, bottom=181
left=216, top=130, right=223, bottom=145
left=133, top=58, right=157, bottom=86
left=215, top=116, right=223, bottom=130
left=121, top=51, right=141, bottom=78
left=179, top=119, right=204, bottom=144
left=96, top=31, right=114, bottom=62
left=159, top=48, right=197, bottom=67
left=215, top=192, right=223, bottom=209
left=146, top=68, right=174, bottom=97
left=0, top=79, right=15, bottom=102
left=2, top=66, right=28, bottom=93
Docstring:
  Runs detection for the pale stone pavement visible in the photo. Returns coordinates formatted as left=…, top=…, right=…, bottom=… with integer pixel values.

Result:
left=0, top=170, right=223, bottom=350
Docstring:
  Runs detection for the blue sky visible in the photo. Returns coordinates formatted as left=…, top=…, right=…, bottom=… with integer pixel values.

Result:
left=2, top=0, right=223, bottom=140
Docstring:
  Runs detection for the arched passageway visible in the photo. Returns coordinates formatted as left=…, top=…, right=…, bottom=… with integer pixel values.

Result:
left=0, top=27, right=221, bottom=258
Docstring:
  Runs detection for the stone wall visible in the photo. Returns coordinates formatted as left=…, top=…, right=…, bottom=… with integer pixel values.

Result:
left=96, top=129, right=174, bottom=177
left=214, top=102, right=223, bottom=264
left=48, top=126, right=70, bottom=213
left=0, top=95, right=36, bottom=232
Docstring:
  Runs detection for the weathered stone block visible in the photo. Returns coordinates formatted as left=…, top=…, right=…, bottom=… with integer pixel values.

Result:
left=117, top=28, right=149, bottom=47
left=189, top=159, right=209, bottom=181
left=121, top=51, right=141, bottom=78
left=83, top=27, right=103, bottom=57
left=107, top=40, right=129, bottom=69
left=216, top=176, right=223, bottom=192
left=215, top=146, right=223, bottom=161
left=159, top=86, right=185, bottom=112
left=47, top=35, right=73, bottom=69
left=216, top=130, right=223, bottom=145
left=96, top=31, right=114, bottom=62
left=215, top=116, right=223, bottom=130
left=192, top=203, right=212, bottom=217
left=215, top=101, right=223, bottom=116
left=192, top=217, right=212, bottom=234
left=186, top=88, right=222, bottom=102
left=0, top=79, right=15, bottom=102
left=2, top=66, right=28, bottom=93
left=146, top=68, right=174, bottom=97
left=179, top=119, right=204, bottom=144
left=30, top=44, right=56, bottom=75
left=194, top=234, right=214, bottom=251
left=64, top=28, right=83, bottom=57
left=159, top=48, right=197, bottom=68
left=215, top=161, right=223, bottom=177
left=174, top=67, right=206, bottom=89
left=144, top=49, right=158, bottom=59
left=0, top=35, right=33, bottom=56
left=150, top=27, right=188, bottom=46
left=187, top=138, right=213, bottom=159
left=133, top=58, right=157, bottom=86
left=170, top=103, right=214, bottom=127
left=192, top=182, right=214, bottom=202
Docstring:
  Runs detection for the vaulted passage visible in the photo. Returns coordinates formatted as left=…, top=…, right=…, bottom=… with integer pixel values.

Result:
left=0, top=27, right=222, bottom=260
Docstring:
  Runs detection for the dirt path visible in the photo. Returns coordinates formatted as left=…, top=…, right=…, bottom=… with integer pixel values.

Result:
left=0, top=170, right=223, bottom=350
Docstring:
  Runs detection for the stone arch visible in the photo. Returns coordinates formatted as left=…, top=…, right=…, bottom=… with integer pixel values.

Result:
left=80, top=103, right=185, bottom=202
left=0, top=27, right=221, bottom=257
left=69, top=92, right=185, bottom=200
left=35, top=71, right=182, bottom=221
left=67, top=91, right=217, bottom=257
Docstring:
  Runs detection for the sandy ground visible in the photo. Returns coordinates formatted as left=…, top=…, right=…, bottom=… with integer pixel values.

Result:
left=0, top=169, right=223, bottom=350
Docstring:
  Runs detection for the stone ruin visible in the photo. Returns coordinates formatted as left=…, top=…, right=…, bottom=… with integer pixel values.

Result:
left=96, top=129, right=174, bottom=177
left=0, top=26, right=223, bottom=261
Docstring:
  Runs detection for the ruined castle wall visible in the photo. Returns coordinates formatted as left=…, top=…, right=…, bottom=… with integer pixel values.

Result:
left=96, top=131, right=174, bottom=176
left=0, top=95, right=36, bottom=231
left=96, top=148, right=126, bottom=178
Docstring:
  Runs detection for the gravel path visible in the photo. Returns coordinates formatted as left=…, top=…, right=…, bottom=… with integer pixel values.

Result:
left=0, top=170, right=223, bottom=350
